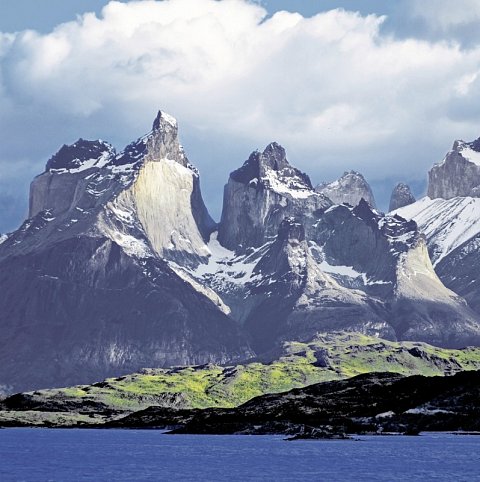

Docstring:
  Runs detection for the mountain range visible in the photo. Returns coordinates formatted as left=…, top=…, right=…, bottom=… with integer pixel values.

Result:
left=1, top=110, right=480, bottom=393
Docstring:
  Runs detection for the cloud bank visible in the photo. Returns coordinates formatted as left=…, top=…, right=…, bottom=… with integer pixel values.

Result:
left=2, top=0, right=480, bottom=229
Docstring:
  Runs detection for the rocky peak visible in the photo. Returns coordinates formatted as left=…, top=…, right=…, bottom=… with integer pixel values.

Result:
left=352, top=198, right=380, bottom=227
left=389, top=183, right=416, bottom=212
left=218, top=145, right=329, bottom=252
left=230, top=143, right=313, bottom=191
left=316, top=170, right=376, bottom=208
left=46, top=139, right=115, bottom=173
left=113, top=110, right=190, bottom=170
left=428, top=137, right=480, bottom=199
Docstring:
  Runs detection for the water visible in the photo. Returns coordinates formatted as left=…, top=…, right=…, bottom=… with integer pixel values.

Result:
left=0, top=430, right=479, bottom=481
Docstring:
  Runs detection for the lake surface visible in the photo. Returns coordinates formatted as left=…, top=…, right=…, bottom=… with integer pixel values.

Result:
left=0, top=430, right=479, bottom=481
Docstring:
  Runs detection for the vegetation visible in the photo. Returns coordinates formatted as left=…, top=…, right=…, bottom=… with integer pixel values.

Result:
left=7, top=332, right=480, bottom=418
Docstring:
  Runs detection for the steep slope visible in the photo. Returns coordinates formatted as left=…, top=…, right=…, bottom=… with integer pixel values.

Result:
left=396, top=137, right=480, bottom=316
left=428, top=137, right=480, bottom=199
left=315, top=170, right=376, bottom=208
left=0, top=112, right=251, bottom=394
left=389, top=182, right=416, bottom=211
left=309, top=200, right=480, bottom=347
left=396, top=197, right=480, bottom=315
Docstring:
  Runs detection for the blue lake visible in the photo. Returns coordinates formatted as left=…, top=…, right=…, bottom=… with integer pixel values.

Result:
left=0, top=429, right=479, bottom=481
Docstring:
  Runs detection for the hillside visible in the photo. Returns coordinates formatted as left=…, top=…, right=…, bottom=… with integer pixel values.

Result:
left=2, top=332, right=480, bottom=427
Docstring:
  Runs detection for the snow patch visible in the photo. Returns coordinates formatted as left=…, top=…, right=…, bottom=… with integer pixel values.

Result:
left=262, top=169, right=315, bottom=199
left=460, top=146, right=480, bottom=167
left=395, top=196, right=480, bottom=265
left=50, top=149, right=112, bottom=174
left=191, top=232, right=259, bottom=284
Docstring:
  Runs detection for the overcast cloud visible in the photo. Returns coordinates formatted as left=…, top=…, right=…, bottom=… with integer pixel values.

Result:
left=1, top=0, right=480, bottom=230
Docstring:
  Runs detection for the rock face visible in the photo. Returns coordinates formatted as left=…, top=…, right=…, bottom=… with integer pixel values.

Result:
left=428, top=138, right=480, bottom=199
left=218, top=143, right=330, bottom=252
left=315, top=170, right=376, bottom=208
left=0, top=111, right=251, bottom=393
left=389, top=183, right=416, bottom=211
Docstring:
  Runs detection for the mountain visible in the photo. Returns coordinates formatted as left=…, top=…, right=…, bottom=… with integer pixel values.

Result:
left=196, top=148, right=480, bottom=351
left=315, top=170, right=376, bottom=208
left=428, top=137, right=480, bottom=199
left=0, top=112, right=251, bottom=394
left=1, top=113, right=480, bottom=394
left=218, top=142, right=330, bottom=252
left=396, top=136, right=480, bottom=316
left=389, top=183, right=416, bottom=211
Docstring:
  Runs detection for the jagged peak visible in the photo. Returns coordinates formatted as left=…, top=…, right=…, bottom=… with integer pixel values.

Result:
left=230, top=143, right=314, bottom=195
left=112, top=110, right=190, bottom=170
left=262, top=142, right=289, bottom=171
left=152, top=110, right=178, bottom=131
left=46, top=139, right=115, bottom=173
left=341, top=170, right=365, bottom=179
left=353, top=198, right=378, bottom=222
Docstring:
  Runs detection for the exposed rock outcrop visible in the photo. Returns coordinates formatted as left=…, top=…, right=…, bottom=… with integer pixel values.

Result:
left=212, top=149, right=480, bottom=349
left=315, top=170, right=376, bottom=208
left=428, top=138, right=480, bottom=199
left=395, top=135, right=480, bottom=317
left=217, top=143, right=330, bottom=252
left=389, top=183, right=416, bottom=211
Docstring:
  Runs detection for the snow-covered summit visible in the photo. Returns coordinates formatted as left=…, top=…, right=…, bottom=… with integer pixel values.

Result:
left=316, top=170, right=376, bottom=208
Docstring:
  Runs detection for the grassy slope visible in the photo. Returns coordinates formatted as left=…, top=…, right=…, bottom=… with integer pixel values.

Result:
left=11, top=332, right=480, bottom=416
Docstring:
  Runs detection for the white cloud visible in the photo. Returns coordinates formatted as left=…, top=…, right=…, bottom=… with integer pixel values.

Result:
left=2, top=0, right=480, bottom=228
left=408, top=0, right=480, bottom=31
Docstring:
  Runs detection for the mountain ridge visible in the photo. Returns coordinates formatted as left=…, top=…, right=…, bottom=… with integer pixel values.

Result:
left=1, top=110, right=480, bottom=393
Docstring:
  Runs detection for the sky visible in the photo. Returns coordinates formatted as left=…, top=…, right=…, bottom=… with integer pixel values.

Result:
left=1, top=0, right=480, bottom=231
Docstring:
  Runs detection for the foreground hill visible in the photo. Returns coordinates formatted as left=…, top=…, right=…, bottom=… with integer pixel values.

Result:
left=165, top=370, right=480, bottom=437
left=1, top=333, right=480, bottom=428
